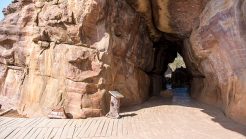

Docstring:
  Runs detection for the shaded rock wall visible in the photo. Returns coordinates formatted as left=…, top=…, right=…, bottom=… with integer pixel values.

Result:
left=0, top=0, right=153, bottom=118
left=127, top=0, right=246, bottom=125
left=126, top=0, right=208, bottom=40
left=183, top=0, right=246, bottom=124
left=149, top=40, right=178, bottom=96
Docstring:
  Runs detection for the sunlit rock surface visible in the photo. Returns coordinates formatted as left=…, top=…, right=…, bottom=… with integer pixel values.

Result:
left=0, top=0, right=153, bottom=118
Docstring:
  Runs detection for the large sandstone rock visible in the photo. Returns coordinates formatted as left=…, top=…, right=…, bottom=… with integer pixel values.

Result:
left=126, top=0, right=208, bottom=38
left=183, top=0, right=246, bottom=125
left=127, top=0, right=246, bottom=125
left=0, top=0, right=153, bottom=118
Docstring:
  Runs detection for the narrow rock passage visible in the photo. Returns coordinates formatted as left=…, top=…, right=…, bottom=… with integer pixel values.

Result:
left=0, top=89, right=245, bottom=139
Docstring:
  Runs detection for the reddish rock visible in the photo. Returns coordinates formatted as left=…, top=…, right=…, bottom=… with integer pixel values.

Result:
left=183, top=0, right=246, bottom=125
left=0, top=0, right=153, bottom=118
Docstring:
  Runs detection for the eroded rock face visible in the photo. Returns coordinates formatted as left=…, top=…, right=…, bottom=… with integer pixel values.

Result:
left=126, top=0, right=209, bottom=39
left=127, top=0, right=246, bottom=125
left=0, top=0, right=153, bottom=118
left=183, top=0, right=246, bottom=124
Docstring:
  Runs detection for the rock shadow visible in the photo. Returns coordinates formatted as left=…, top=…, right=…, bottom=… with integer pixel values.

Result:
left=121, top=88, right=246, bottom=136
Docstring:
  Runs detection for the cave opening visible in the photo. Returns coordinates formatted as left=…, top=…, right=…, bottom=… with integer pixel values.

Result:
left=165, top=53, right=190, bottom=89
left=149, top=36, right=192, bottom=98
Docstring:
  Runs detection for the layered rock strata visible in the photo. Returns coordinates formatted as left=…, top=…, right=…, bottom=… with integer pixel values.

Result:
left=0, top=0, right=153, bottom=118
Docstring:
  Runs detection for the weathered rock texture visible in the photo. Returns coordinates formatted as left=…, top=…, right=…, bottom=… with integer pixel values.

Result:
left=0, top=0, right=153, bottom=118
left=127, top=0, right=246, bottom=125
left=126, top=0, right=208, bottom=39
left=0, top=0, right=246, bottom=125
left=183, top=0, right=246, bottom=125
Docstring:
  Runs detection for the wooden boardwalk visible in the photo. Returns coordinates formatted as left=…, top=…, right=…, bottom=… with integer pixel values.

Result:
left=0, top=89, right=246, bottom=139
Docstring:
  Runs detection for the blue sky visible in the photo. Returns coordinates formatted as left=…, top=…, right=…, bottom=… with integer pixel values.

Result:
left=0, top=0, right=12, bottom=20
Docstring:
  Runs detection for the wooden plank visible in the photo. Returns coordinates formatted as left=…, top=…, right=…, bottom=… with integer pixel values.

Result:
left=112, top=119, right=119, bottom=136
left=42, top=127, right=53, bottom=139
left=2, top=118, right=20, bottom=127
left=80, top=119, right=97, bottom=138
left=2, top=117, right=13, bottom=120
left=100, top=119, right=110, bottom=137
left=73, top=127, right=80, bottom=138
left=5, top=127, right=22, bottom=139
left=45, top=119, right=70, bottom=138
left=20, top=127, right=36, bottom=139
left=54, top=119, right=74, bottom=139
left=48, top=128, right=59, bottom=138
left=95, top=118, right=106, bottom=137
left=0, top=117, right=5, bottom=122
left=28, top=128, right=43, bottom=139
left=66, top=126, right=76, bottom=138
left=130, top=116, right=136, bottom=134
left=117, top=118, right=123, bottom=136
left=0, top=118, right=16, bottom=127
left=136, top=112, right=143, bottom=134
left=36, top=128, right=48, bottom=139
left=105, top=119, right=114, bottom=136
left=63, top=119, right=72, bottom=128
left=20, top=118, right=39, bottom=128
left=122, top=116, right=130, bottom=135
left=53, top=127, right=64, bottom=139
left=46, top=119, right=67, bottom=128
left=8, top=118, right=27, bottom=127
left=73, top=119, right=90, bottom=137
left=75, top=119, right=85, bottom=127
left=59, top=127, right=68, bottom=139
left=88, top=118, right=102, bottom=137
left=35, top=118, right=50, bottom=128
left=0, top=127, right=6, bottom=134
left=76, top=118, right=94, bottom=138
left=0, top=127, right=16, bottom=138
left=59, top=120, right=74, bottom=138
left=14, top=127, right=33, bottom=139
left=26, top=118, right=43, bottom=127
left=21, top=118, right=37, bottom=128
left=74, top=119, right=82, bottom=127
left=2, top=119, right=16, bottom=127
left=44, top=119, right=56, bottom=127
left=29, top=118, right=46, bottom=128
left=54, top=119, right=70, bottom=128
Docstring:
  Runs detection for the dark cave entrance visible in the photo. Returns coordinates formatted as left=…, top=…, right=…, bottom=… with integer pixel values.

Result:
left=149, top=37, right=192, bottom=97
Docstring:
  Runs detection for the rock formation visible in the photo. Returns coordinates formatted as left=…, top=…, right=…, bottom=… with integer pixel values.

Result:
left=183, top=0, right=246, bottom=125
left=0, top=0, right=153, bottom=118
left=128, top=0, right=246, bottom=125
left=0, top=0, right=246, bottom=125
